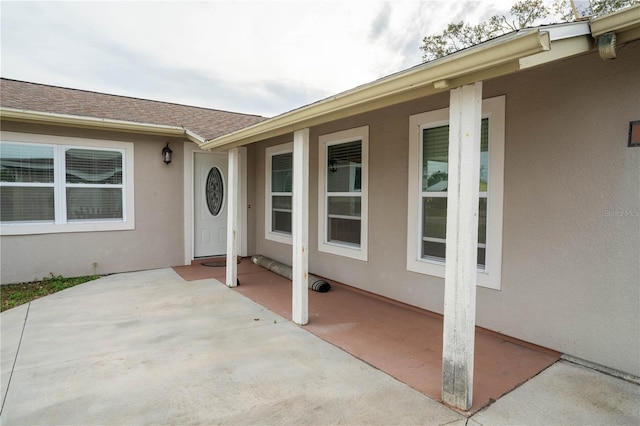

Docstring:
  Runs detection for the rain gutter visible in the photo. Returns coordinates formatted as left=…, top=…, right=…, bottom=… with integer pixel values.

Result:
left=0, top=107, right=207, bottom=145
left=201, top=28, right=552, bottom=151
left=590, top=4, right=640, bottom=43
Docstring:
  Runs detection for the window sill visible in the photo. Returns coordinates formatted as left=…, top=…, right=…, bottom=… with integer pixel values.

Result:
left=1, top=220, right=135, bottom=236
left=319, top=241, right=368, bottom=261
left=265, top=231, right=292, bottom=245
left=406, top=257, right=500, bottom=290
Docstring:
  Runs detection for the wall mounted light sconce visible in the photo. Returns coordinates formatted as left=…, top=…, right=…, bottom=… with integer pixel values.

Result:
left=328, top=158, right=338, bottom=173
left=162, top=143, right=173, bottom=165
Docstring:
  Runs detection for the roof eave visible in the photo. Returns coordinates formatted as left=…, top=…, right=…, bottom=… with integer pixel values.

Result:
left=202, top=28, right=558, bottom=151
left=590, top=4, right=640, bottom=42
left=0, top=107, right=207, bottom=145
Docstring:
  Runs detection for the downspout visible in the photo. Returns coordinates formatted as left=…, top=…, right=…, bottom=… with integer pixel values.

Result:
left=597, top=32, right=617, bottom=59
left=590, top=4, right=640, bottom=60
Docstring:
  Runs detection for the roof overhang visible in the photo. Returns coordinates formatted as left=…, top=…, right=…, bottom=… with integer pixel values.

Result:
left=0, top=107, right=207, bottom=144
left=590, top=4, right=640, bottom=43
left=202, top=23, right=597, bottom=151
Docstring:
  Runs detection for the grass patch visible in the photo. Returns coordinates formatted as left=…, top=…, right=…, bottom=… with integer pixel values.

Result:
left=1, top=274, right=99, bottom=313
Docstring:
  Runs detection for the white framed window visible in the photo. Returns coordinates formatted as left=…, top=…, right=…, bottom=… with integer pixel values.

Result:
left=265, top=142, right=293, bottom=244
left=407, top=96, right=505, bottom=290
left=318, top=126, right=368, bottom=261
left=0, top=132, right=135, bottom=235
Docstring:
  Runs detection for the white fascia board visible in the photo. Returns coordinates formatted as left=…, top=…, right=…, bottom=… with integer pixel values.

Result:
left=542, top=21, right=591, bottom=40
left=184, top=128, right=207, bottom=144
left=202, top=29, right=551, bottom=151
left=0, top=107, right=207, bottom=144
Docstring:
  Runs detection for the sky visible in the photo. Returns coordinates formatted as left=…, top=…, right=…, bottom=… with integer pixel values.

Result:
left=2, top=1, right=521, bottom=117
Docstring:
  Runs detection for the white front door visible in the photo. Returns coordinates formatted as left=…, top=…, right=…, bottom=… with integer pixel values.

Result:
left=194, top=152, right=228, bottom=257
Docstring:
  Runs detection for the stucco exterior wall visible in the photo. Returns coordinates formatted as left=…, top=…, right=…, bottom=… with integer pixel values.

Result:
left=479, top=43, right=640, bottom=376
left=249, top=43, right=640, bottom=376
left=1, top=123, right=187, bottom=283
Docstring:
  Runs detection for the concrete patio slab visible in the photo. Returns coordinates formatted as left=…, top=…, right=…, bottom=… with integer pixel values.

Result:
left=179, top=259, right=560, bottom=413
left=1, top=303, right=29, bottom=402
left=472, top=360, right=640, bottom=425
left=1, top=269, right=463, bottom=425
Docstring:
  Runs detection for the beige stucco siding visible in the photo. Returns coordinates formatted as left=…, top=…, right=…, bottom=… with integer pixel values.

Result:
left=249, top=43, right=640, bottom=376
left=479, top=43, right=640, bottom=376
left=0, top=123, right=186, bottom=283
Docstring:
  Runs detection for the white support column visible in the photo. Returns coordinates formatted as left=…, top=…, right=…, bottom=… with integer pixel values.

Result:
left=226, top=147, right=239, bottom=288
left=292, top=128, right=309, bottom=325
left=441, top=81, right=483, bottom=410
left=238, top=146, right=248, bottom=257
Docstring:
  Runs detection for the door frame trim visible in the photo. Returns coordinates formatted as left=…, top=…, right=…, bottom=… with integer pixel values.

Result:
left=183, top=144, right=248, bottom=264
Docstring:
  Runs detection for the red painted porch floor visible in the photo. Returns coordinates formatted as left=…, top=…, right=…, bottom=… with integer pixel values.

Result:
left=173, top=258, right=560, bottom=414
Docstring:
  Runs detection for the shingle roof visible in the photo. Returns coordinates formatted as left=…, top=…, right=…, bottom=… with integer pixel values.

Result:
left=0, top=78, right=266, bottom=140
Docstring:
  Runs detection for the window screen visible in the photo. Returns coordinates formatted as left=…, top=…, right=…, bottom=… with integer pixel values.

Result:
left=0, top=142, right=125, bottom=223
left=0, top=143, right=55, bottom=222
left=271, top=152, right=292, bottom=234
left=326, top=140, right=362, bottom=246
left=421, top=118, right=489, bottom=267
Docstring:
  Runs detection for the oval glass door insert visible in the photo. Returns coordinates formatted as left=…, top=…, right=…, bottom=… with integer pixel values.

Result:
left=205, top=167, right=224, bottom=216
